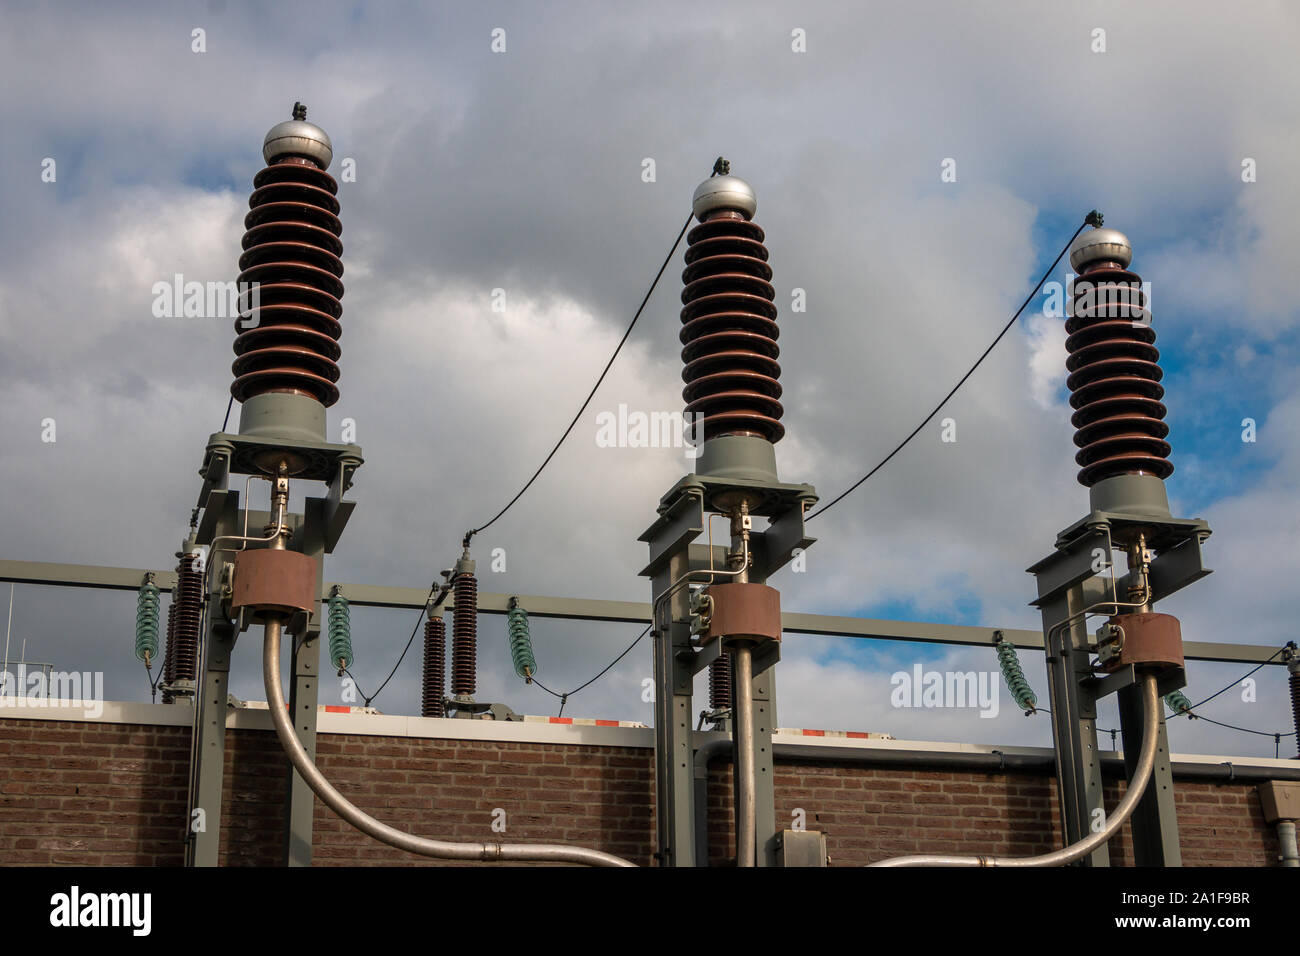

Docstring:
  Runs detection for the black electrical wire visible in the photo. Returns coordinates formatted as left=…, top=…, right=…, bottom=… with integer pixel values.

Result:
left=1167, top=647, right=1286, bottom=719
left=1186, top=714, right=1294, bottom=740
left=143, top=659, right=161, bottom=703
left=462, top=209, right=695, bottom=545
left=221, top=394, right=234, bottom=433
left=344, top=579, right=448, bottom=707
left=528, top=623, right=651, bottom=717
left=806, top=214, right=1096, bottom=521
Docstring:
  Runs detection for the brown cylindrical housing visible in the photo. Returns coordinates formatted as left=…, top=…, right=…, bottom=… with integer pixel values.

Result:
left=231, top=158, right=344, bottom=407
left=1105, top=612, right=1184, bottom=672
left=230, top=549, right=319, bottom=620
left=422, top=615, right=447, bottom=718
left=701, top=582, right=782, bottom=645
left=1067, top=262, right=1173, bottom=487
left=451, top=573, right=478, bottom=698
left=680, top=213, right=784, bottom=443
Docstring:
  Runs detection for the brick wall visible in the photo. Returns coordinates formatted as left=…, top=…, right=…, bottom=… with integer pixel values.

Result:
left=0, top=717, right=1283, bottom=866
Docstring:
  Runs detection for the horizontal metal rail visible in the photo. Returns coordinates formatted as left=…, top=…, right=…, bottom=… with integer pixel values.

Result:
left=0, top=558, right=1286, bottom=665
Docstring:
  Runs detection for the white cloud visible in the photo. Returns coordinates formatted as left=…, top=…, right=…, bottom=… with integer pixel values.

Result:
left=0, top=1, right=1296, bottom=760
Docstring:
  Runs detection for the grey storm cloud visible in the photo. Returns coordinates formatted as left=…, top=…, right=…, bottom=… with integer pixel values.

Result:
left=0, top=1, right=1297, bottom=757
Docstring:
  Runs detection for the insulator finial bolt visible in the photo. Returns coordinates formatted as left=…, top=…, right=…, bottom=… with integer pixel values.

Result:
left=692, top=172, right=757, bottom=222
left=263, top=105, right=334, bottom=169
left=1069, top=225, right=1132, bottom=272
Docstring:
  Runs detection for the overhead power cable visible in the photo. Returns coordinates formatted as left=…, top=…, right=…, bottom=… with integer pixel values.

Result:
left=359, top=190, right=704, bottom=708
left=462, top=174, right=721, bottom=546
left=1166, top=646, right=1286, bottom=719
left=344, top=575, right=458, bottom=707
left=527, top=624, right=652, bottom=718
left=806, top=213, right=1098, bottom=521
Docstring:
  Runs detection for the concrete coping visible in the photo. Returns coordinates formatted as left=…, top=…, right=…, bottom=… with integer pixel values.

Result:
left=1, top=699, right=1296, bottom=773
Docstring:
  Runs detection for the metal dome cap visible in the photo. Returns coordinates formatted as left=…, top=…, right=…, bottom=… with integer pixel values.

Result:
left=1069, top=227, right=1132, bottom=272
left=263, top=103, right=333, bottom=169
left=692, top=174, right=757, bottom=221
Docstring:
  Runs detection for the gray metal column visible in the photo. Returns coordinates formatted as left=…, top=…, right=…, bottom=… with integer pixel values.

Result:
left=185, top=485, right=241, bottom=868
left=650, top=546, right=697, bottom=867
left=1039, top=581, right=1108, bottom=866
left=750, top=659, right=777, bottom=866
left=283, top=500, right=328, bottom=866
left=284, top=631, right=320, bottom=866
left=1117, top=681, right=1181, bottom=865
left=642, top=476, right=813, bottom=867
left=186, top=611, right=236, bottom=867
left=1031, top=527, right=1113, bottom=866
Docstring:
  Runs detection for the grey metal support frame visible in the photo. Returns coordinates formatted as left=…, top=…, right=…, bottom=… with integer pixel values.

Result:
left=639, top=473, right=814, bottom=867
left=182, top=434, right=360, bottom=867
left=284, top=628, right=320, bottom=866
left=1030, top=509, right=1210, bottom=867
left=282, top=498, right=330, bottom=866
left=1032, top=526, right=1111, bottom=866
left=648, top=538, right=697, bottom=867
left=0, top=558, right=1279, bottom=664
left=1117, top=678, right=1181, bottom=865
left=184, top=478, right=241, bottom=867
left=746, top=653, right=778, bottom=866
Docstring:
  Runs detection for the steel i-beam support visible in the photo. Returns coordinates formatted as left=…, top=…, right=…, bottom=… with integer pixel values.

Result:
left=184, top=437, right=360, bottom=868
left=649, top=541, right=698, bottom=867
left=1034, top=538, right=1109, bottom=866
left=640, top=472, right=814, bottom=867
left=185, top=484, right=240, bottom=868
left=1031, top=502, right=1210, bottom=867
left=1117, top=677, right=1181, bottom=865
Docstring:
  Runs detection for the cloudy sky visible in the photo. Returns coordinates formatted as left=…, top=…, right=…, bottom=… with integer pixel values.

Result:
left=0, top=1, right=1297, bottom=758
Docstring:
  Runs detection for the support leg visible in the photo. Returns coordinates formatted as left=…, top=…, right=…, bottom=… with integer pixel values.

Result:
left=752, top=656, right=777, bottom=866
left=1041, top=588, right=1108, bottom=866
left=284, top=631, right=320, bottom=866
left=186, top=616, right=234, bottom=867
left=651, top=551, right=695, bottom=867
left=1118, top=681, right=1181, bottom=866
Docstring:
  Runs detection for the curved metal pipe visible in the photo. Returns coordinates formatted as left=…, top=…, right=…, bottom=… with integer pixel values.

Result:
left=869, top=673, right=1162, bottom=867
left=262, top=616, right=635, bottom=866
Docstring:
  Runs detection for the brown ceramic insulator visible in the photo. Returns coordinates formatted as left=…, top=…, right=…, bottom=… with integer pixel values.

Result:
left=170, top=553, right=204, bottom=685
left=1290, top=668, right=1300, bottom=757
left=422, top=616, right=447, bottom=718
left=231, top=158, right=344, bottom=407
left=679, top=212, right=784, bottom=442
left=451, top=573, right=478, bottom=698
left=162, top=601, right=178, bottom=704
left=1066, top=263, right=1173, bottom=486
left=708, top=654, right=732, bottom=711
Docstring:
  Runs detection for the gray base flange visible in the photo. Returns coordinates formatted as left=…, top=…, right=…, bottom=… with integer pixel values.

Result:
left=695, top=435, right=779, bottom=484
left=1088, top=473, right=1171, bottom=520
left=238, top=391, right=327, bottom=445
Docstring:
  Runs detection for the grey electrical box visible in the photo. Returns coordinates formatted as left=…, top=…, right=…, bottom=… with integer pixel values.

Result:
left=776, top=829, right=827, bottom=867
left=1258, top=781, right=1300, bottom=823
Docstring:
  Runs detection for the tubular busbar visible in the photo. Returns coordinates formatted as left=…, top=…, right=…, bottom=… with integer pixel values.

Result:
left=261, top=616, right=635, bottom=866
left=868, top=673, right=1162, bottom=867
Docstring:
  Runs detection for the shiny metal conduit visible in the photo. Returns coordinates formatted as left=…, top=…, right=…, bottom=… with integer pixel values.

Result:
left=262, top=616, right=635, bottom=867
left=869, top=673, right=1162, bottom=868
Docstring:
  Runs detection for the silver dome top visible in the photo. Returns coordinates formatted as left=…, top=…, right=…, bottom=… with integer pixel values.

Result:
left=263, top=104, right=333, bottom=169
left=692, top=174, right=757, bottom=221
left=1069, top=227, right=1132, bottom=272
